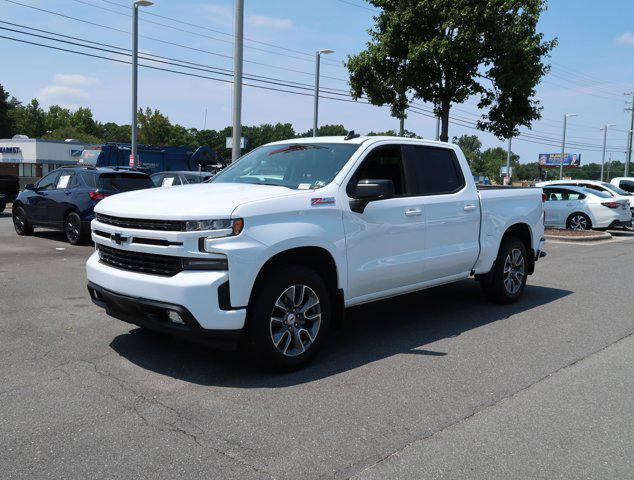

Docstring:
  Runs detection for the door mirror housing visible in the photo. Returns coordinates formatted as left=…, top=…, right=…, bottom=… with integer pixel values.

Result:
left=24, top=183, right=35, bottom=191
left=350, top=179, right=395, bottom=213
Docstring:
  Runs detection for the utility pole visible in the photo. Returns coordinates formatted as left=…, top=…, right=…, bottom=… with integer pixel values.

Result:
left=625, top=91, right=634, bottom=177
left=560, top=113, right=577, bottom=180
left=399, top=117, right=404, bottom=137
left=131, top=1, right=153, bottom=168
left=231, top=0, right=244, bottom=162
left=600, top=123, right=616, bottom=181
left=435, top=115, right=440, bottom=141
left=313, top=49, right=334, bottom=137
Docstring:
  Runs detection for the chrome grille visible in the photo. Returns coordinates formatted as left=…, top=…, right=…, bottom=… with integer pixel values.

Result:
left=97, top=244, right=183, bottom=277
left=95, top=213, right=186, bottom=232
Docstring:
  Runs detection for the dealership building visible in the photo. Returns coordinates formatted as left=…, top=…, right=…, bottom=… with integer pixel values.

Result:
left=0, top=137, right=85, bottom=187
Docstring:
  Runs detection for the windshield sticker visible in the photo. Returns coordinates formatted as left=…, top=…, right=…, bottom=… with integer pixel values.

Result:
left=311, top=197, right=335, bottom=206
left=57, top=175, right=71, bottom=189
left=298, top=183, right=312, bottom=190
left=162, top=177, right=175, bottom=187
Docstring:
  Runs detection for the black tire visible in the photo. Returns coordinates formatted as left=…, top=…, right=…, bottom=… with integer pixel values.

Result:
left=12, top=206, right=34, bottom=235
left=247, top=265, right=331, bottom=371
left=0, top=200, right=6, bottom=214
left=481, top=237, right=528, bottom=304
left=566, top=212, right=592, bottom=231
left=64, top=212, right=89, bottom=245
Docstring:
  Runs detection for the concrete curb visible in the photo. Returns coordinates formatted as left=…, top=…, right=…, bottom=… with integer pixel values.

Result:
left=545, top=231, right=612, bottom=242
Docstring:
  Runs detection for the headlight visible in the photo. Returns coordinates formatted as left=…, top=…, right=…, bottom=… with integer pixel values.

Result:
left=186, top=218, right=244, bottom=234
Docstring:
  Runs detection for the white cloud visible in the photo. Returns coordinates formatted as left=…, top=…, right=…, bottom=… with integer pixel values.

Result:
left=615, top=32, right=634, bottom=46
left=52, top=73, right=99, bottom=86
left=201, top=3, right=232, bottom=22
left=39, top=85, right=89, bottom=99
left=247, top=15, right=293, bottom=29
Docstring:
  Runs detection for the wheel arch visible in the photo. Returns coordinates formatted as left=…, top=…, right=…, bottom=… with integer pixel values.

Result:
left=501, top=222, right=534, bottom=275
left=248, top=246, right=345, bottom=329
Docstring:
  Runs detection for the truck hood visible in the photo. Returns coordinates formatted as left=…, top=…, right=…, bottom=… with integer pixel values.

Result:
left=94, top=182, right=306, bottom=219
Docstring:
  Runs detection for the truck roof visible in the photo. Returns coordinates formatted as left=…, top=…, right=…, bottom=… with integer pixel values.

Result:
left=266, top=136, right=452, bottom=148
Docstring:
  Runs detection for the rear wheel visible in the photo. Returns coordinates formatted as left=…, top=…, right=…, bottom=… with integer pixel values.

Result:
left=247, top=265, right=331, bottom=371
left=481, top=237, right=528, bottom=304
left=566, top=212, right=591, bottom=231
left=64, top=212, right=88, bottom=245
left=12, top=206, right=34, bottom=235
left=0, top=200, right=6, bottom=214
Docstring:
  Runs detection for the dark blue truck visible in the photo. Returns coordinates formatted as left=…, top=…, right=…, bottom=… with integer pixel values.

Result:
left=77, top=143, right=223, bottom=174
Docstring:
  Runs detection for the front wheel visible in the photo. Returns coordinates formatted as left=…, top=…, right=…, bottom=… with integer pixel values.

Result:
left=481, top=237, right=528, bottom=304
left=13, top=206, right=34, bottom=235
left=566, top=212, right=592, bottom=231
left=247, top=265, right=331, bottom=371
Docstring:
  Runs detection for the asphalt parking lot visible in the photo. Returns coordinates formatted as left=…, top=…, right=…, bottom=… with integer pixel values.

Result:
left=1, top=212, right=633, bottom=480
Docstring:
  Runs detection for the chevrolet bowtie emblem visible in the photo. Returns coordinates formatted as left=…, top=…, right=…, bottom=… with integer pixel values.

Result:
left=111, top=232, right=128, bottom=245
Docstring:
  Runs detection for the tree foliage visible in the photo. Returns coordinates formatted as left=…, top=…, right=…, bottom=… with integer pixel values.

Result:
left=347, top=0, right=555, bottom=141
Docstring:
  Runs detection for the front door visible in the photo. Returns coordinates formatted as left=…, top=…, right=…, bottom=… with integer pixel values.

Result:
left=343, top=144, right=427, bottom=302
left=29, top=171, right=60, bottom=224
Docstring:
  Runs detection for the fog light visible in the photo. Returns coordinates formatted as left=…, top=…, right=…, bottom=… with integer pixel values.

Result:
left=167, top=311, right=184, bottom=325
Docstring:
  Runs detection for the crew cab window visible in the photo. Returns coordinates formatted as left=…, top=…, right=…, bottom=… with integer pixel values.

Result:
left=618, top=180, right=634, bottom=193
left=349, top=145, right=407, bottom=195
left=404, top=146, right=465, bottom=195
left=36, top=171, right=61, bottom=191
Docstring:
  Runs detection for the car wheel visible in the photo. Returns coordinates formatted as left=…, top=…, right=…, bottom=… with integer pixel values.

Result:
left=0, top=200, right=6, bottom=214
left=566, top=212, right=592, bottom=231
left=12, top=206, right=34, bottom=235
left=247, top=265, right=331, bottom=371
left=482, top=237, right=528, bottom=304
left=64, top=212, right=88, bottom=245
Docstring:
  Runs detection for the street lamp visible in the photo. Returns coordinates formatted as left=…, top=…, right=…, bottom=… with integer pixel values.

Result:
left=600, top=123, right=616, bottom=181
left=559, top=113, right=578, bottom=180
left=313, top=49, right=335, bottom=137
left=131, top=0, right=154, bottom=168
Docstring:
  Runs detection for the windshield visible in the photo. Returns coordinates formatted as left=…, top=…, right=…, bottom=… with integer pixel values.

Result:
left=211, top=143, right=361, bottom=189
left=98, top=173, right=154, bottom=192
left=601, top=182, right=631, bottom=196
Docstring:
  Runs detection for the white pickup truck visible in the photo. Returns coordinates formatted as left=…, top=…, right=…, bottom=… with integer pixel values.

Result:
left=86, top=135, right=546, bottom=369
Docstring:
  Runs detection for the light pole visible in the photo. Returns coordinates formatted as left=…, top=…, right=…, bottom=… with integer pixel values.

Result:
left=130, top=0, right=153, bottom=168
left=231, top=0, right=244, bottom=162
left=313, top=49, right=335, bottom=137
left=626, top=129, right=634, bottom=177
left=505, top=137, right=512, bottom=185
left=559, top=113, right=577, bottom=180
left=600, top=123, right=616, bottom=181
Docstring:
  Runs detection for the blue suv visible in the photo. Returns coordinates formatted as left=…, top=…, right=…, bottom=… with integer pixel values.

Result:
left=12, top=167, right=154, bottom=245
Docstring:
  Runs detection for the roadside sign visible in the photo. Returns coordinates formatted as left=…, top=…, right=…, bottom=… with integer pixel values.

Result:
left=226, top=137, right=247, bottom=149
left=129, top=154, right=134, bottom=167
left=538, top=153, right=581, bottom=168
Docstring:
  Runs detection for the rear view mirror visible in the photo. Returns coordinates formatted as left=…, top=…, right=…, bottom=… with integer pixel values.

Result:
left=350, top=179, right=395, bottom=213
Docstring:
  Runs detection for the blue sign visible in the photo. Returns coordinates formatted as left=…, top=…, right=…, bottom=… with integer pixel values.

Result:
left=538, top=153, right=581, bottom=168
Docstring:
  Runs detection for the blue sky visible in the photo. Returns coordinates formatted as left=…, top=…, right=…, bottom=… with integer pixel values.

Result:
left=2, top=0, right=634, bottom=165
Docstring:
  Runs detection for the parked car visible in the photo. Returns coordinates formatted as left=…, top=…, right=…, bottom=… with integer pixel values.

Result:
left=0, top=174, right=19, bottom=214
left=542, top=185, right=632, bottom=230
left=86, top=135, right=546, bottom=370
left=536, top=179, right=634, bottom=216
left=151, top=171, right=215, bottom=187
left=610, top=177, right=634, bottom=194
left=12, top=167, right=154, bottom=245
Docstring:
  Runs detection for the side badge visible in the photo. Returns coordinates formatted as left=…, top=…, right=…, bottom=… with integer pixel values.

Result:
left=311, top=197, right=335, bottom=207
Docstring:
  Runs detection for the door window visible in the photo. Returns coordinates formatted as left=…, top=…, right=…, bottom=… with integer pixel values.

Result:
left=618, top=180, right=634, bottom=193
left=56, top=173, right=74, bottom=189
left=544, top=188, right=584, bottom=201
left=348, top=145, right=407, bottom=196
left=36, top=171, right=61, bottom=191
left=404, top=146, right=465, bottom=195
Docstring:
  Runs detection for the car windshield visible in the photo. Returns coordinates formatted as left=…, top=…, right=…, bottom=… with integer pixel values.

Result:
left=211, top=143, right=361, bottom=189
left=601, top=182, right=631, bottom=196
left=98, top=173, right=154, bottom=192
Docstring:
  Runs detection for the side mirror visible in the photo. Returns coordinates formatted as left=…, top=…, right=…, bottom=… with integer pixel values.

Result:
left=350, top=179, right=395, bottom=213
left=24, top=183, right=35, bottom=190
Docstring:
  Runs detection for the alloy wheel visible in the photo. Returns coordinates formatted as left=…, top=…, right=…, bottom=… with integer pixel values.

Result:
left=503, top=248, right=525, bottom=295
left=13, top=210, right=26, bottom=233
left=65, top=215, right=81, bottom=243
left=270, top=284, right=322, bottom=357
left=569, top=215, right=588, bottom=230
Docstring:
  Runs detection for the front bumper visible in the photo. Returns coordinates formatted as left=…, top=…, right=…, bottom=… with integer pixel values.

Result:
left=86, top=251, right=246, bottom=334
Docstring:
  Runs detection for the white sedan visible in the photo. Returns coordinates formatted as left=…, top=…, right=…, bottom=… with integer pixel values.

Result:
left=542, top=185, right=632, bottom=230
left=537, top=179, right=634, bottom=216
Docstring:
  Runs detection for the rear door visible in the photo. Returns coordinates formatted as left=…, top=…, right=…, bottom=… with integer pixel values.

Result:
left=403, top=145, right=480, bottom=282
left=47, top=171, right=76, bottom=224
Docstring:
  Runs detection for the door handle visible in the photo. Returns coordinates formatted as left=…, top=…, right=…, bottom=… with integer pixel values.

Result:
left=404, top=208, right=422, bottom=217
left=463, top=204, right=477, bottom=212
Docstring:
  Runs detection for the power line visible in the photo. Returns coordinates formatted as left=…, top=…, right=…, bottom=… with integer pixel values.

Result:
left=335, top=0, right=378, bottom=12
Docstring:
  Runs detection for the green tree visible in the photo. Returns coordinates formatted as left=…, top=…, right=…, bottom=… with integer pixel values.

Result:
left=453, top=134, right=482, bottom=167
left=45, top=105, right=72, bottom=132
left=481, top=146, right=519, bottom=182
left=69, top=107, right=97, bottom=135
left=367, top=128, right=421, bottom=138
left=12, top=99, right=47, bottom=138
left=514, top=162, right=540, bottom=181
left=298, top=124, right=348, bottom=138
left=244, top=123, right=296, bottom=152
left=0, top=84, right=18, bottom=138
left=347, top=0, right=555, bottom=142
left=137, top=107, right=172, bottom=145
left=97, top=122, right=131, bottom=143
left=42, top=126, right=103, bottom=144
